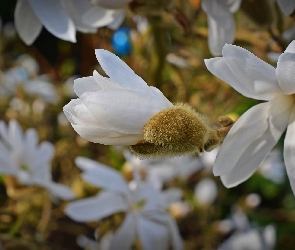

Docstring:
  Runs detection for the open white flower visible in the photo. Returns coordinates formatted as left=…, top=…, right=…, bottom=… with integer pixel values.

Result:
left=65, top=157, right=183, bottom=250
left=14, top=0, right=115, bottom=45
left=63, top=49, right=173, bottom=146
left=0, top=120, right=75, bottom=200
left=205, top=40, right=295, bottom=193
left=202, top=0, right=242, bottom=56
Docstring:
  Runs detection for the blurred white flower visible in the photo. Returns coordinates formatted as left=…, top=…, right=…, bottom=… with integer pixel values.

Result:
left=205, top=41, right=295, bottom=194
left=66, top=157, right=183, bottom=250
left=0, top=55, right=58, bottom=103
left=245, top=193, right=261, bottom=208
left=14, top=0, right=123, bottom=45
left=77, top=232, right=114, bottom=250
left=217, top=208, right=276, bottom=250
left=202, top=0, right=242, bottom=56
left=194, top=178, right=218, bottom=205
left=218, top=223, right=276, bottom=250
left=277, top=0, right=295, bottom=16
left=63, top=49, right=172, bottom=146
left=124, top=150, right=204, bottom=189
left=0, top=120, right=75, bottom=200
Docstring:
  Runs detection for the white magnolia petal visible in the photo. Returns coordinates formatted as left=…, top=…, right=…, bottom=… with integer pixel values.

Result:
left=205, top=58, right=274, bottom=101
left=76, top=157, right=130, bottom=196
left=72, top=124, right=143, bottom=145
left=284, top=106, right=295, bottom=195
left=65, top=191, right=128, bottom=222
left=109, top=213, right=137, bottom=250
left=276, top=52, right=295, bottom=94
left=14, top=0, right=42, bottom=45
left=0, top=144, right=17, bottom=175
left=64, top=99, right=98, bottom=125
left=80, top=89, right=168, bottom=134
left=0, top=121, right=9, bottom=143
left=222, top=44, right=281, bottom=98
left=220, top=95, right=292, bottom=187
left=93, top=70, right=120, bottom=89
left=62, top=0, right=97, bottom=33
left=95, top=49, right=149, bottom=91
left=36, top=181, right=75, bottom=200
left=8, top=120, right=24, bottom=152
left=285, top=40, right=295, bottom=53
left=207, top=14, right=235, bottom=56
left=107, top=9, right=125, bottom=30
left=145, top=212, right=183, bottom=250
left=277, top=0, right=295, bottom=15
left=138, top=217, right=169, bottom=250
left=214, top=94, right=293, bottom=176
left=74, top=76, right=102, bottom=97
left=28, top=0, right=76, bottom=42
left=83, top=7, right=116, bottom=28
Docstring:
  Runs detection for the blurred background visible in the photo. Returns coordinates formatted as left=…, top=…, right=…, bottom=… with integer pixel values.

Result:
left=0, top=0, right=295, bottom=249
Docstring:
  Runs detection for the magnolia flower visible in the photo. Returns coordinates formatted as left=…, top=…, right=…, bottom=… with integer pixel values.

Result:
left=202, top=0, right=242, bottom=56
left=0, top=120, right=74, bottom=200
left=205, top=41, right=295, bottom=193
left=277, top=0, right=295, bottom=16
left=14, top=0, right=117, bottom=45
left=64, top=49, right=216, bottom=157
left=66, top=157, right=183, bottom=250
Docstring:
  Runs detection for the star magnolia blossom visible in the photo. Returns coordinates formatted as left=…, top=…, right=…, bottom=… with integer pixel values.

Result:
left=205, top=41, right=295, bottom=193
left=202, top=0, right=242, bottom=56
left=63, top=49, right=173, bottom=146
left=0, top=120, right=74, bottom=200
left=14, top=0, right=121, bottom=45
left=65, top=157, right=183, bottom=250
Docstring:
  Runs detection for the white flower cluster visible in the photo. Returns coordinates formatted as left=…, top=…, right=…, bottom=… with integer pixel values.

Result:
left=14, top=0, right=131, bottom=44
left=0, top=119, right=74, bottom=200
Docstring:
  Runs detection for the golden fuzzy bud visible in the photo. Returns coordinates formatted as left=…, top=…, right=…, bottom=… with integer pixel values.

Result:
left=130, top=103, right=211, bottom=157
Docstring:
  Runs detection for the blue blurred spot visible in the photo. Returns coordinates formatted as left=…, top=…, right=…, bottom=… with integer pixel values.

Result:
left=111, top=27, right=132, bottom=57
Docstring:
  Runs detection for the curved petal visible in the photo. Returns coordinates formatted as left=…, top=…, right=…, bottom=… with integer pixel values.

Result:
left=0, top=144, right=17, bottom=175
left=214, top=94, right=293, bottom=176
left=36, top=180, right=75, bottom=200
left=109, top=213, right=137, bottom=250
left=107, top=9, right=125, bottom=30
left=95, top=49, right=149, bottom=91
left=65, top=191, right=128, bottom=222
left=276, top=52, right=295, bottom=94
left=72, top=124, right=143, bottom=145
left=14, top=0, right=42, bottom=45
left=75, top=157, right=131, bottom=198
left=74, top=76, right=102, bottom=97
left=93, top=71, right=120, bottom=89
left=28, top=0, right=76, bottom=42
left=138, top=216, right=169, bottom=250
left=8, top=120, right=24, bottom=153
left=284, top=105, right=295, bottom=195
left=160, top=188, right=183, bottom=208
left=80, top=89, right=169, bottom=134
left=144, top=212, right=183, bottom=250
left=62, top=0, right=97, bottom=33
left=222, top=44, right=282, bottom=98
left=285, top=40, right=295, bottom=53
left=277, top=0, right=295, bottom=16
left=83, top=7, right=116, bottom=28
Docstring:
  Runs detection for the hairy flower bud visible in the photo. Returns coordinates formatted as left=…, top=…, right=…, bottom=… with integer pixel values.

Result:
left=130, top=103, right=211, bottom=157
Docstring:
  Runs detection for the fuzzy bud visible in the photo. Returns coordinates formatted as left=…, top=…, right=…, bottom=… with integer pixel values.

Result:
left=130, top=103, right=211, bottom=157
